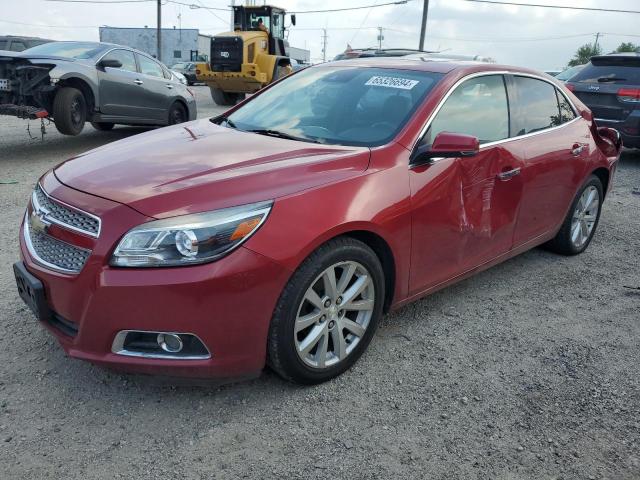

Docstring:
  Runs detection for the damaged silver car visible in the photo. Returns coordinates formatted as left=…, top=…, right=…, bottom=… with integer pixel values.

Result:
left=0, top=41, right=196, bottom=135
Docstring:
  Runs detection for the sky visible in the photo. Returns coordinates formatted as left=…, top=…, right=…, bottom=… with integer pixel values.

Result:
left=2, top=0, right=640, bottom=69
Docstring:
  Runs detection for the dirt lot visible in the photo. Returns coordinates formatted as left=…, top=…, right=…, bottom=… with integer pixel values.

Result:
left=0, top=87, right=639, bottom=479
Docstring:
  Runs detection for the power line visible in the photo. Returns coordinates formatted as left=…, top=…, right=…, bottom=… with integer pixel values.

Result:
left=44, top=0, right=413, bottom=13
left=350, top=0, right=378, bottom=45
left=44, top=0, right=153, bottom=3
left=193, top=0, right=228, bottom=24
left=0, top=18, right=97, bottom=28
left=44, top=0, right=231, bottom=10
left=289, top=1, right=411, bottom=14
left=462, top=0, right=640, bottom=14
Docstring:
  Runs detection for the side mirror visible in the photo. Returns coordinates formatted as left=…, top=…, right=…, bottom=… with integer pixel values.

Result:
left=410, top=132, right=480, bottom=167
left=581, top=109, right=593, bottom=122
left=97, top=58, right=122, bottom=69
left=291, top=14, right=297, bottom=26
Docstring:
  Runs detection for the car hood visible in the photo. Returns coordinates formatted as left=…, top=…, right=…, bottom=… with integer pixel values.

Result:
left=54, top=119, right=371, bottom=219
left=0, top=50, right=76, bottom=62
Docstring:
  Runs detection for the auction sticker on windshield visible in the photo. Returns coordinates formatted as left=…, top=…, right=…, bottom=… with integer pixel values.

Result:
left=365, top=76, right=419, bottom=90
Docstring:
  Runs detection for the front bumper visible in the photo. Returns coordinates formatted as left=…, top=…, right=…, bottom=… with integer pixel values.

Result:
left=17, top=176, right=290, bottom=379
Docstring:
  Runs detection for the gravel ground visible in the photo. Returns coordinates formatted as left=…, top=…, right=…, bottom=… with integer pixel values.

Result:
left=0, top=87, right=639, bottom=479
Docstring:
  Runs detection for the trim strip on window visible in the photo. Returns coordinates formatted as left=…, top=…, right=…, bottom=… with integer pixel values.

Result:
left=412, top=70, right=581, bottom=152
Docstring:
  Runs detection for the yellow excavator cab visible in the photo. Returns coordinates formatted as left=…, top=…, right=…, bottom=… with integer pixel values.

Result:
left=197, top=4, right=295, bottom=105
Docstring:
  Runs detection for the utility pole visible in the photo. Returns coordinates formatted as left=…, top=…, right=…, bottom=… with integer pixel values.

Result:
left=157, top=0, right=162, bottom=61
left=377, top=27, right=384, bottom=50
left=230, top=0, right=235, bottom=30
left=418, top=0, right=429, bottom=51
left=322, top=28, right=328, bottom=63
left=594, top=32, right=601, bottom=53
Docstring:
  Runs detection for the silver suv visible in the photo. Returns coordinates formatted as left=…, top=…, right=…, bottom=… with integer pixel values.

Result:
left=0, top=41, right=196, bottom=135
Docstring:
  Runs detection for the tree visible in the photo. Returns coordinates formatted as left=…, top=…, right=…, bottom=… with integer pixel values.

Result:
left=568, top=43, right=602, bottom=67
left=615, top=42, right=638, bottom=53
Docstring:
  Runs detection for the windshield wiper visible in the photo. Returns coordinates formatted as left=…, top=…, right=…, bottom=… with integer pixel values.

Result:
left=597, top=77, right=627, bottom=83
left=212, top=116, right=238, bottom=129
left=247, top=129, right=322, bottom=144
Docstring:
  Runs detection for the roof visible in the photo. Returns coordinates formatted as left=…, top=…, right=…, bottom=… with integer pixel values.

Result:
left=319, top=56, right=541, bottom=77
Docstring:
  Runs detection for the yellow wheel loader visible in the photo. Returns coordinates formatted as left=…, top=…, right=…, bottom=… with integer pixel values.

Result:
left=197, top=4, right=296, bottom=106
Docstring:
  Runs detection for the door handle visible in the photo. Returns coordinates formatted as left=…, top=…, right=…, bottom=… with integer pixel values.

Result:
left=166, top=84, right=173, bottom=89
left=497, top=167, right=521, bottom=181
left=571, top=144, right=585, bottom=156
left=134, top=79, right=143, bottom=85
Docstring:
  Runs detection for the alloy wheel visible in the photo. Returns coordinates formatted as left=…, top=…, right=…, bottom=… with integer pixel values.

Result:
left=294, top=261, right=375, bottom=369
left=70, top=99, right=82, bottom=127
left=570, top=185, right=600, bottom=249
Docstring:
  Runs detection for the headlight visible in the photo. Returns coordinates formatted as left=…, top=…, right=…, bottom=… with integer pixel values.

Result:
left=110, top=201, right=273, bottom=267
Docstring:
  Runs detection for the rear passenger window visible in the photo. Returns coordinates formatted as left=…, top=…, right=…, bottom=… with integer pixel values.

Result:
left=513, top=76, right=563, bottom=134
left=138, top=55, right=164, bottom=78
left=424, top=75, right=509, bottom=145
left=556, top=89, right=576, bottom=124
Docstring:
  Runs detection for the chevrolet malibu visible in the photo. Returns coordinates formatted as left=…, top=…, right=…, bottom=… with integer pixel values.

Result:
left=14, top=58, right=622, bottom=384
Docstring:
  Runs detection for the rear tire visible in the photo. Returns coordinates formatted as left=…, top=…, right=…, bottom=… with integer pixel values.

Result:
left=168, top=102, right=187, bottom=125
left=268, top=237, right=385, bottom=384
left=91, top=122, right=114, bottom=131
left=53, top=87, right=86, bottom=136
left=545, top=175, right=603, bottom=255
left=210, top=87, right=241, bottom=106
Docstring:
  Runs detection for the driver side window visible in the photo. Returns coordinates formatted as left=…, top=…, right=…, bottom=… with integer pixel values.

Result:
left=424, top=75, right=509, bottom=145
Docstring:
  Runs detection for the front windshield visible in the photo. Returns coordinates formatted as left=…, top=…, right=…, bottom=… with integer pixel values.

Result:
left=224, top=66, right=443, bottom=147
left=22, top=42, right=107, bottom=59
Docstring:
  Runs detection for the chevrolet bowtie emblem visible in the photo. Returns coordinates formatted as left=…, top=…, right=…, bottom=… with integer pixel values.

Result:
left=29, top=208, right=50, bottom=234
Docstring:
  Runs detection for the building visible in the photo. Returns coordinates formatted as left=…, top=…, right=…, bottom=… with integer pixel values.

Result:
left=99, top=27, right=212, bottom=66
left=288, top=46, right=310, bottom=64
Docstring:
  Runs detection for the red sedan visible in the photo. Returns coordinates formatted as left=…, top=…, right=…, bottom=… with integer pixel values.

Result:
left=14, top=58, right=621, bottom=384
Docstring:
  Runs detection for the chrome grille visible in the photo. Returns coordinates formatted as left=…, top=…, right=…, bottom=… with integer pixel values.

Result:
left=34, top=184, right=100, bottom=237
left=24, top=218, right=90, bottom=274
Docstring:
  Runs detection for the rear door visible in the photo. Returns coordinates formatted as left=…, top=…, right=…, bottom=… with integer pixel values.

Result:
left=97, top=49, right=146, bottom=118
left=409, top=74, right=525, bottom=293
left=135, top=53, right=173, bottom=121
left=509, top=75, right=588, bottom=245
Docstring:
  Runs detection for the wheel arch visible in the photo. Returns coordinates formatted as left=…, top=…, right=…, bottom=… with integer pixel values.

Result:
left=56, top=76, right=96, bottom=117
left=340, top=230, right=396, bottom=313
left=591, top=167, right=610, bottom=197
left=282, top=225, right=398, bottom=314
left=168, top=98, right=189, bottom=122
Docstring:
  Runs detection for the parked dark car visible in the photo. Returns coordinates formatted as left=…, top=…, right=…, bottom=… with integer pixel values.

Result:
left=14, top=59, right=621, bottom=384
left=0, top=41, right=196, bottom=135
left=170, top=62, right=197, bottom=85
left=555, top=64, right=585, bottom=82
left=566, top=53, right=640, bottom=148
left=0, top=35, right=52, bottom=52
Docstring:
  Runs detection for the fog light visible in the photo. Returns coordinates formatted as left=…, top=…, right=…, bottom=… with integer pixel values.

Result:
left=157, top=333, right=183, bottom=353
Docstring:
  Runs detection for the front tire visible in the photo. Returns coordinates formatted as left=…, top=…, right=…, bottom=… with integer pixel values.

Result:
left=210, top=87, right=241, bottom=106
left=53, top=87, right=86, bottom=136
left=545, top=175, right=603, bottom=255
left=168, top=102, right=187, bottom=125
left=268, top=237, right=385, bottom=384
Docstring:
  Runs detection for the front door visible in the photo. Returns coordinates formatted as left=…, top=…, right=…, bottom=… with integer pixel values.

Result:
left=97, top=49, right=146, bottom=118
left=409, top=74, right=525, bottom=294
